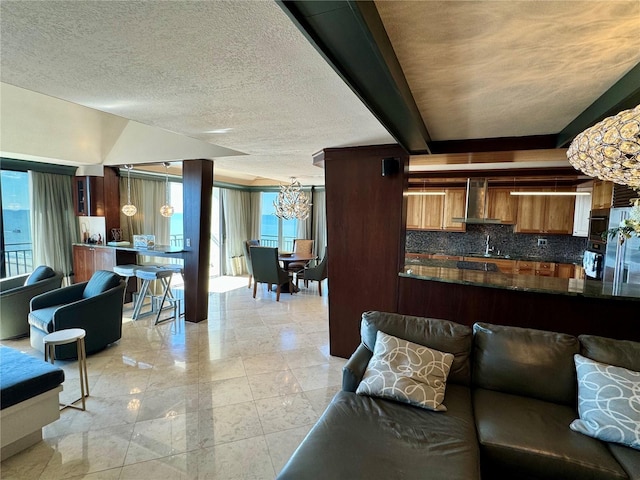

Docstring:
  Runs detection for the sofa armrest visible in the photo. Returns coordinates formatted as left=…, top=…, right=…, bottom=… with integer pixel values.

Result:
left=342, top=343, right=373, bottom=392
left=30, top=283, right=86, bottom=311
left=0, top=274, right=30, bottom=293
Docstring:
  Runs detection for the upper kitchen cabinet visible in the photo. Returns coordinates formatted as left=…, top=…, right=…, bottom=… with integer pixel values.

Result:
left=515, top=189, right=575, bottom=234
left=73, top=176, right=104, bottom=216
left=572, top=186, right=592, bottom=237
left=72, top=167, right=121, bottom=233
left=591, top=180, right=613, bottom=209
left=487, top=188, right=518, bottom=224
left=406, top=188, right=465, bottom=232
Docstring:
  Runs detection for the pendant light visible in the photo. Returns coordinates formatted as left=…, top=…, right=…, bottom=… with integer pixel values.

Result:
left=121, top=165, right=137, bottom=217
left=159, top=162, right=174, bottom=218
left=273, top=177, right=311, bottom=220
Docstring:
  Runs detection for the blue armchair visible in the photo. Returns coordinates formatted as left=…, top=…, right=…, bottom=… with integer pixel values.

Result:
left=0, top=266, right=63, bottom=340
left=28, top=270, right=125, bottom=359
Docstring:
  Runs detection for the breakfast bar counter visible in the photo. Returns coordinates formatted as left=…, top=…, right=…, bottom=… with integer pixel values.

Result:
left=397, top=262, right=640, bottom=342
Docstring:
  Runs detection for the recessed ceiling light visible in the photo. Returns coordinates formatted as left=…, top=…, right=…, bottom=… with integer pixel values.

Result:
left=206, top=128, right=233, bottom=134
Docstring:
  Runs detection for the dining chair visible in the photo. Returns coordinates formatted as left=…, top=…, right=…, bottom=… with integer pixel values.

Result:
left=243, top=239, right=261, bottom=288
left=297, top=247, right=328, bottom=296
left=287, top=239, right=315, bottom=272
left=250, top=246, right=292, bottom=301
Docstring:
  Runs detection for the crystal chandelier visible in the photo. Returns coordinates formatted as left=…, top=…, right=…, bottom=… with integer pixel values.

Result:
left=159, top=162, right=174, bottom=218
left=273, top=177, right=312, bottom=220
left=567, top=105, right=640, bottom=187
left=121, top=165, right=137, bottom=217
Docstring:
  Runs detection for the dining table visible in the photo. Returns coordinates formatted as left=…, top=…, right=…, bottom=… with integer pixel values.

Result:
left=278, top=252, right=317, bottom=293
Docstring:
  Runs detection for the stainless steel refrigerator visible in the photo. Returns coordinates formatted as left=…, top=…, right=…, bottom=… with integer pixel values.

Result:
left=603, top=207, right=640, bottom=284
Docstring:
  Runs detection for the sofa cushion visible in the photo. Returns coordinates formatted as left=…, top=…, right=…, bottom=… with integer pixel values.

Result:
left=356, top=331, right=454, bottom=411
left=570, top=355, right=640, bottom=450
left=579, top=335, right=640, bottom=372
left=608, top=444, right=640, bottom=479
left=24, top=265, right=55, bottom=286
left=361, top=311, right=472, bottom=386
left=472, top=323, right=579, bottom=405
left=83, top=270, right=121, bottom=298
left=27, top=306, right=60, bottom=333
left=278, top=386, right=480, bottom=480
left=0, top=346, right=64, bottom=409
left=473, top=388, right=628, bottom=480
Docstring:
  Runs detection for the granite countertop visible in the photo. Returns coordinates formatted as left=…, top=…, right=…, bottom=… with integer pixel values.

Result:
left=73, top=243, right=185, bottom=254
left=400, top=263, right=640, bottom=301
left=406, top=251, right=582, bottom=265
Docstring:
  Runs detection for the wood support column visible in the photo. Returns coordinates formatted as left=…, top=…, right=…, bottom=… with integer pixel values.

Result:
left=182, top=159, right=213, bottom=322
left=323, top=144, right=408, bottom=358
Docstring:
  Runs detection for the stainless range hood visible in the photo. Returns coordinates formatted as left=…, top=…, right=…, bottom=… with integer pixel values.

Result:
left=452, top=178, right=502, bottom=224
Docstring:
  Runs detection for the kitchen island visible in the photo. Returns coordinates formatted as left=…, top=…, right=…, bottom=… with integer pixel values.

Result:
left=398, top=261, right=640, bottom=342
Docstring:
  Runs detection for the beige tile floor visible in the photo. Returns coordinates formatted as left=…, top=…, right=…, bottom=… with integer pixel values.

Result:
left=1, top=276, right=343, bottom=479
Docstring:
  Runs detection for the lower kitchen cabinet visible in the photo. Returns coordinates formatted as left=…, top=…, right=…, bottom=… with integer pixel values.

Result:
left=73, top=244, right=136, bottom=283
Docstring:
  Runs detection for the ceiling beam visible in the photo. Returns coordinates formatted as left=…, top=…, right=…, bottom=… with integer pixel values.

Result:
left=408, top=166, right=581, bottom=179
left=277, top=0, right=431, bottom=153
left=557, top=62, right=640, bottom=148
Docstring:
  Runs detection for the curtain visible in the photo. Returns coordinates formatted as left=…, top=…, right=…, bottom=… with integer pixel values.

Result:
left=312, top=189, right=327, bottom=259
left=30, top=171, right=79, bottom=283
left=249, top=191, right=261, bottom=240
left=221, top=188, right=252, bottom=275
left=119, top=176, right=170, bottom=265
left=295, top=187, right=313, bottom=246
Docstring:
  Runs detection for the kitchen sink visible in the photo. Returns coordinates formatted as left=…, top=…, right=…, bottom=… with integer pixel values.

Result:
left=465, top=252, right=511, bottom=259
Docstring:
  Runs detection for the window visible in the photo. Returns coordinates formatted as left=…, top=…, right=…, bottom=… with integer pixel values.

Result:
left=168, top=181, right=183, bottom=247
left=1, top=170, right=33, bottom=277
left=260, top=192, right=297, bottom=251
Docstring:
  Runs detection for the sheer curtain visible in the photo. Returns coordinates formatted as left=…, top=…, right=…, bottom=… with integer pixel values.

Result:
left=30, top=171, right=79, bottom=284
left=249, top=191, right=261, bottom=240
left=221, top=188, right=252, bottom=275
left=119, top=176, right=170, bottom=265
left=311, top=189, right=327, bottom=259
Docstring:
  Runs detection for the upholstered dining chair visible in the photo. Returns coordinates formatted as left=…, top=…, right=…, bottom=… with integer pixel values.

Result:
left=297, top=247, right=328, bottom=296
left=243, top=239, right=261, bottom=288
left=28, top=270, right=125, bottom=359
left=0, top=265, right=63, bottom=340
left=287, top=239, right=315, bottom=273
left=250, top=246, right=291, bottom=301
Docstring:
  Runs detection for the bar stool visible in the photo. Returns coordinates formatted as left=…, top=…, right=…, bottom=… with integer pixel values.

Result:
left=132, top=266, right=181, bottom=324
left=43, top=328, right=89, bottom=411
left=113, top=264, right=139, bottom=304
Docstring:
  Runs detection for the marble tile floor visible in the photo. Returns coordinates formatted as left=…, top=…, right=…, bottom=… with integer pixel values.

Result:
left=1, top=276, right=343, bottom=480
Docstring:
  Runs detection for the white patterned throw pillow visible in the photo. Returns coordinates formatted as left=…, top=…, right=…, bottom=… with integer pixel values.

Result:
left=356, top=330, right=454, bottom=411
left=570, top=354, right=640, bottom=450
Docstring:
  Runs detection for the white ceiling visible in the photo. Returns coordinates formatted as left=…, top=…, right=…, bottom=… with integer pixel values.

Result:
left=0, top=1, right=394, bottom=185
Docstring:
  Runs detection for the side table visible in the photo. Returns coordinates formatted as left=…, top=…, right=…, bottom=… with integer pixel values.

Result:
left=43, top=328, right=89, bottom=411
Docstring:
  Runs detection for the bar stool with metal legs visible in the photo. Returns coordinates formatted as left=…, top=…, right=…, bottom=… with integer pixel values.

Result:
left=112, top=264, right=139, bottom=304
left=132, top=266, right=181, bottom=324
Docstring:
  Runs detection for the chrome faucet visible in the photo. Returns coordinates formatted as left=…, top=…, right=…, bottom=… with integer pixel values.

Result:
left=485, top=235, right=494, bottom=256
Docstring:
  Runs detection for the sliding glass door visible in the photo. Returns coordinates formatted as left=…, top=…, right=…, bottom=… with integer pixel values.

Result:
left=260, top=192, right=297, bottom=251
left=0, top=170, right=32, bottom=277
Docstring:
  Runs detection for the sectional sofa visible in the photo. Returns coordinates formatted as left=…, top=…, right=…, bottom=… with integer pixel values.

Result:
left=278, top=311, right=639, bottom=479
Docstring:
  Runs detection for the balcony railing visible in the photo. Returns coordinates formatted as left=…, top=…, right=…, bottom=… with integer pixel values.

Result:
left=3, top=243, right=33, bottom=277
left=260, top=235, right=295, bottom=252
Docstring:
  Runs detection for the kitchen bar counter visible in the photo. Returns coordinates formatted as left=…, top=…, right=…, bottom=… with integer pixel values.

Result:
left=73, top=243, right=185, bottom=258
left=401, top=262, right=640, bottom=301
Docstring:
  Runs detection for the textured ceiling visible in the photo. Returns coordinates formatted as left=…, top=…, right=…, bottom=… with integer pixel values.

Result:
left=375, top=0, right=640, bottom=141
left=0, top=1, right=394, bottom=185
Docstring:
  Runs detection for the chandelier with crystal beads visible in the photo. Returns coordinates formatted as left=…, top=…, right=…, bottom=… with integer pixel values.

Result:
left=567, top=105, right=640, bottom=187
left=121, top=165, right=137, bottom=217
left=273, top=178, right=312, bottom=220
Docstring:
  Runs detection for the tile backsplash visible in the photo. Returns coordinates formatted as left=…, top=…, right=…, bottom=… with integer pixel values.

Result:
left=406, top=224, right=588, bottom=263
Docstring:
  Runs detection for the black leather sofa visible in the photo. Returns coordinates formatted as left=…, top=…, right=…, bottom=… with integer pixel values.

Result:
left=278, top=311, right=640, bottom=480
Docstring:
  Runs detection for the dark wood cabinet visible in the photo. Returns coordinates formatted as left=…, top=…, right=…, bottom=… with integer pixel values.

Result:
left=72, top=167, right=121, bottom=237
left=73, top=176, right=104, bottom=216
left=73, top=245, right=135, bottom=283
